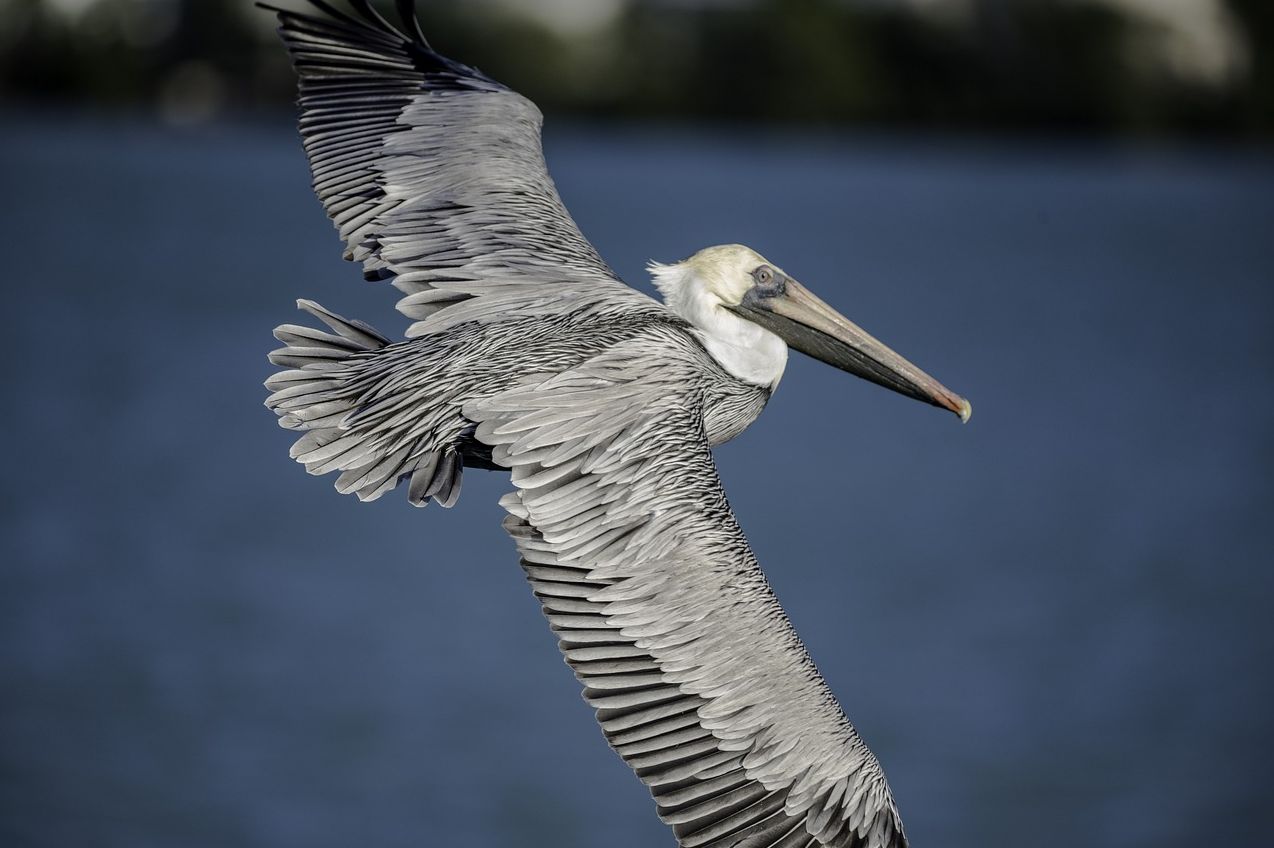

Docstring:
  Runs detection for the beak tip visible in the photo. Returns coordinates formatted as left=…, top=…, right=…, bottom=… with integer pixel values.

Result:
left=957, top=398, right=972, bottom=424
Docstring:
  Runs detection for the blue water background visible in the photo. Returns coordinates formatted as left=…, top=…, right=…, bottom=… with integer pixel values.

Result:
left=2, top=114, right=1272, bottom=847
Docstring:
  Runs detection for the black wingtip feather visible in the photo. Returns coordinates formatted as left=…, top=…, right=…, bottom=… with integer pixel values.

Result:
left=346, top=0, right=405, bottom=38
left=261, top=0, right=502, bottom=91
left=258, top=0, right=404, bottom=46
left=396, top=0, right=430, bottom=47
left=258, top=0, right=355, bottom=32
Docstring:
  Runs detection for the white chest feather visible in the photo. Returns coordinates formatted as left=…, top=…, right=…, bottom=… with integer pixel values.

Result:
left=693, top=319, right=787, bottom=389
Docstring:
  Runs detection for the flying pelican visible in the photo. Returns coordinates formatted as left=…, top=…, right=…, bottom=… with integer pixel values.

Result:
left=262, top=2, right=970, bottom=846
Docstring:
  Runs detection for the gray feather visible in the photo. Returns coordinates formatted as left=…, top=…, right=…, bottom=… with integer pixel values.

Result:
left=466, top=334, right=908, bottom=847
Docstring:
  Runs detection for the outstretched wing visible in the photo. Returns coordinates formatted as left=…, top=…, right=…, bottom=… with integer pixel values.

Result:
left=262, top=0, right=661, bottom=335
left=467, top=330, right=908, bottom=848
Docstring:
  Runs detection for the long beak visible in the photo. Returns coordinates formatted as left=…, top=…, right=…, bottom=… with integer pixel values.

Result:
left=729, top=280, right=972, bottom=422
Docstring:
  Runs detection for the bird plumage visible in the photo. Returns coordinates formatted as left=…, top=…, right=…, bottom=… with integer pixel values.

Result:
left=262, top=2, right=914, bottom=846
left=650, top=246, right=792, bottom=389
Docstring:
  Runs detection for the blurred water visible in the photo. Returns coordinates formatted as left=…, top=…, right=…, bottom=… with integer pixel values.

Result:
left=1, top=114, right=1272, bottom=848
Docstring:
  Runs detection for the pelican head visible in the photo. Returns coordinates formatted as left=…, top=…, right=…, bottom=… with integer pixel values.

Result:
left=650, top=244, right=971, bottom=421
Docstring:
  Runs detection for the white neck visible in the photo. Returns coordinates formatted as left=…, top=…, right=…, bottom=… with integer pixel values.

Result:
left=650, top=263, right=788, bottom=389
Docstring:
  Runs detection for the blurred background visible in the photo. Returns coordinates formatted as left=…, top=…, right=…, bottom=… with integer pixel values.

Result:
left=3, top=0, right=1274, bottom=136
left=2, top=1, right=1272, bottom=847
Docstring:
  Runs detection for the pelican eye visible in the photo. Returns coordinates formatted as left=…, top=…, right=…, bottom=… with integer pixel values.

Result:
left=751, top=264, right=783, bottom=296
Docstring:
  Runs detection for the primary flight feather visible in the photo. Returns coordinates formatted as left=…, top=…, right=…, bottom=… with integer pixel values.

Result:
left=261, top=3, right=970, bottom=846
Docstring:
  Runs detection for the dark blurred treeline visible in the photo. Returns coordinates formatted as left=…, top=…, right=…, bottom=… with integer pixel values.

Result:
left=2, top=0, right=1270, bottom=139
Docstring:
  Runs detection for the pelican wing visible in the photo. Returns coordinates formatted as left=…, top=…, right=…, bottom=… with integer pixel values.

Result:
left=263, top=1, right=660, bottom=334
left=467, top=330, right=907, bottom=848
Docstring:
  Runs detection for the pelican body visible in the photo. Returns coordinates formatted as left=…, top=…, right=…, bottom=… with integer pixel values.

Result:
left=263, top=3, right=970, bottom=847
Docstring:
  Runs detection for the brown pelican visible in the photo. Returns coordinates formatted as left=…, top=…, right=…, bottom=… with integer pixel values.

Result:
left=262, top=2, right=970, bottom=846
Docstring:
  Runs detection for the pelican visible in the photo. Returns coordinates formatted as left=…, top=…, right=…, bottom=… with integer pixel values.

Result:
left=262, top=3, right=970, bottom=846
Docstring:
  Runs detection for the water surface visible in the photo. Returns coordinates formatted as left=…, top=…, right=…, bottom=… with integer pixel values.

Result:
left=2, top=115, right=1272, bottom=848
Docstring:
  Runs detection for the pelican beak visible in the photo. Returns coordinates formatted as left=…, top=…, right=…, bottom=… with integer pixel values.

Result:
left=729, top=279, right=972, bottom=422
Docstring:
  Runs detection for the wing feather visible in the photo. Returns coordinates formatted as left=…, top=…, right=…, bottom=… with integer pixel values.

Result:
left=263, top=1, right=660, bottom=333
left=467, top=333, right=909, bottom=848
